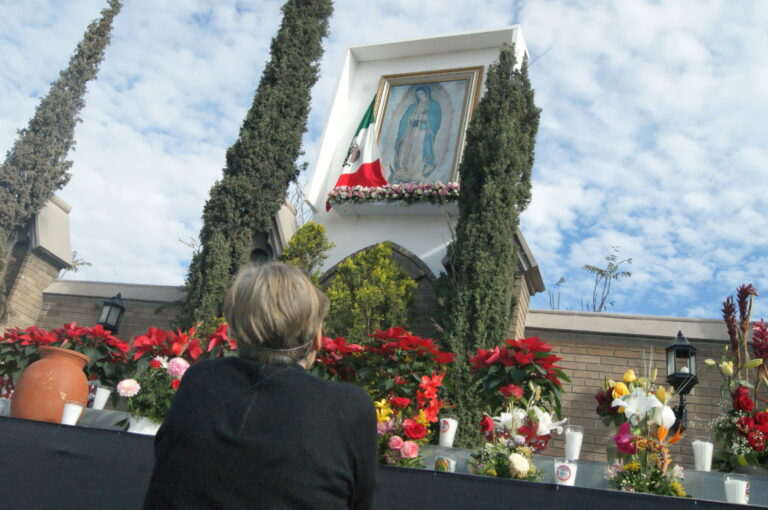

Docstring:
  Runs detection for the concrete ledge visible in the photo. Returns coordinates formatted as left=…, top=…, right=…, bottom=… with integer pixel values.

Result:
left=44, top=280, right=185, bottom=303
left=525, top=309, right=728, bottom=342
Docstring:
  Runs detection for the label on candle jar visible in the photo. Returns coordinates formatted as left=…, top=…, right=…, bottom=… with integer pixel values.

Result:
left=556, top=464, right=572, bottom=482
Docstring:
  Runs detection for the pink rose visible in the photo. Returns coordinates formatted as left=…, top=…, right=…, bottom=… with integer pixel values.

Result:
left=388, top=435, right=404, bottom=450
left=116, top=379, right=141, bottom=398
left=401, top=441, right=419, bottom=459
left=167, top=357, right=190, bottom=379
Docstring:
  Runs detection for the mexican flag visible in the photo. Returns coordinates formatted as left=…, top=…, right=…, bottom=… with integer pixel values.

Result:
left=327, top=98, right=387, bottom=210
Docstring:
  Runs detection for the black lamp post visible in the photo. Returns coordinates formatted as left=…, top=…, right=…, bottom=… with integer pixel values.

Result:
left=666, top=331, right=698, bottom=432
left=97, top=293, right=125, bottom=334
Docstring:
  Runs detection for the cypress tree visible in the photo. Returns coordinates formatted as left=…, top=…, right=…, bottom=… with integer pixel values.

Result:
left=0, top=0, right=122, bottom=318
left=440, top=44, right=541, bottom=446
left=178, top=0, right=333, bottom=328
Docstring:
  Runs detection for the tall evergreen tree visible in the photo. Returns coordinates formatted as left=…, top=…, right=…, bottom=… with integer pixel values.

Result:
left=178, top=0, right=333, bottom=328
left=439, top=44, right=541, bottom=446
left=0, top=0, right=122, bottom=318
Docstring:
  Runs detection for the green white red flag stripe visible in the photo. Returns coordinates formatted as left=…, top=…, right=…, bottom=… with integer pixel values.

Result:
left=327, top=98, right=387, bottom=210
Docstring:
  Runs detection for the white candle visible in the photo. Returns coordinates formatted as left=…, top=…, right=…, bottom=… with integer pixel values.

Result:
left=554, top=458, right=578, bottom=486
left=564, top=425, right=584, bottom=460
left=92, top=386, right=111, bottom=410
left=439, top=417, right=458, bottom=448
left=692, top=440, right=713, bottom=472
left=60, top=402, right=83, bottom=426
left=724, top=477, right=750, bottom=504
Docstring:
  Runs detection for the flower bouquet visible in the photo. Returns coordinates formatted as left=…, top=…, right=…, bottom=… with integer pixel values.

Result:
left=468, top=384, right=565, bottom=480
left=606, top=371, right=687, bottom=497
left=117, top=356, right=190, bottom=426
left=469, top=337, right=569, bottom=417
left=375, top=397, right=432, bottom=468
left=705, top=284, right=768, bottom=471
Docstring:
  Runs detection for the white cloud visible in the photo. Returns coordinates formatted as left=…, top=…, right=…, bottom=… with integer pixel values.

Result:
left=1, top=0, right=767, bottom=320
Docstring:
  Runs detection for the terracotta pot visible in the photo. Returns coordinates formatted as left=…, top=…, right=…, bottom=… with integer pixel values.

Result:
left=10, top=346, right=90, bottom=423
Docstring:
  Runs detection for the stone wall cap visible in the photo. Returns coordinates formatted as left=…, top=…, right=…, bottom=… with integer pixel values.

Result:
left=526, top=309, right=728, bottom=342
left=44, top=280, right=185, bottom=303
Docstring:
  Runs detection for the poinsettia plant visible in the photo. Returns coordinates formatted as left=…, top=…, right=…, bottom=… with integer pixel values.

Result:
left=0, top=323, right=130, bottom=389
left=469, top=337, right=569, bottom=417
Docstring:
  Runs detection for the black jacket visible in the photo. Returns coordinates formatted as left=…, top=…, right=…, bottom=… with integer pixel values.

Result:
left=143, top=357, right=377, bottom=510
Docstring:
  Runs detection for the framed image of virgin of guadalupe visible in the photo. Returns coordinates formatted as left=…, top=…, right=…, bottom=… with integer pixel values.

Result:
left=374, top=66, right=484, bottom=184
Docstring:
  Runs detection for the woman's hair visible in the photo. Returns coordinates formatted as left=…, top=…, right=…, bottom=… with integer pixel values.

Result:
left=223, top=262, right=329, bottom=365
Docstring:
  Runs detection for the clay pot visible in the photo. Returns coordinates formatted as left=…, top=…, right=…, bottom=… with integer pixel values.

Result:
left=10, top=346, right=90, bottom=423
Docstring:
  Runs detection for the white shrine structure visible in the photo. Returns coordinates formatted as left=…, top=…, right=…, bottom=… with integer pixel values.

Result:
left=306, top=27, right=544, bottom=338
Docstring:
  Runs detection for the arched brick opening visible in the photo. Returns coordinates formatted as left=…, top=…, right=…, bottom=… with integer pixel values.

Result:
left=320, top=242, right=440, bottom=340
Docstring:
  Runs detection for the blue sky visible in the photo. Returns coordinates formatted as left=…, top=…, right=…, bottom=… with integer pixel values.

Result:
left=1, top=0, right=767, bottom=320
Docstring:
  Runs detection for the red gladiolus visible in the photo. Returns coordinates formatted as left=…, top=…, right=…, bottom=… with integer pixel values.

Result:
left=754, top=319, right=768, bottom=360
left=499, top=384, right=524, bottom=399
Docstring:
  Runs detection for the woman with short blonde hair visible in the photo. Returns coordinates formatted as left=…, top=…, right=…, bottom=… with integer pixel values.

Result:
left=144, top=262, right=377, bottom=510
left=224, top=262, right=329, bottom=365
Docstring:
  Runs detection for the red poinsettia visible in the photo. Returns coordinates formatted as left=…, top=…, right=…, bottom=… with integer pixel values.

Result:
left=469, top=337, right=568, bottom=415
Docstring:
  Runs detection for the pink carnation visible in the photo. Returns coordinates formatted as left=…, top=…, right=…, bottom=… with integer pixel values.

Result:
left=167, top=357, right=190, bottom=379
left=401, top=440, right=419, bottom=459
left=117, top=378, right=141, bottom=398
left=388, top=435, right=404, bottom=450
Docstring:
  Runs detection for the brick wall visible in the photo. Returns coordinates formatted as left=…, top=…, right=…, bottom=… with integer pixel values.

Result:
left=36, top=294, right=179, bottom=340
left=0, top=249, right=61, bottom=331
left=526, top=326, right=725, bottom=469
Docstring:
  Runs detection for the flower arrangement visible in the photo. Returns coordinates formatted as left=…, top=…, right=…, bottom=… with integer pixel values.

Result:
left=0, top=323, right=130, bottom=389
left=326, top=182, right=460, bottom=206
left=117, top=356, right=189, bottom=423
left=468, top=385, right=564, bottom=480
left=705, top=284, right=768, bottom=471
left=606, top=367, right=687, bottom=497
left=313, top=328, right=454, bottom=466
left=469, top=337, right=568, bottom=416
left=595, top=369, right=641, bottom=428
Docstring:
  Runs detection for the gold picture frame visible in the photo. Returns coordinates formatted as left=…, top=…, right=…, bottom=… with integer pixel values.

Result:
left=374, top=66, right=484, bottom=184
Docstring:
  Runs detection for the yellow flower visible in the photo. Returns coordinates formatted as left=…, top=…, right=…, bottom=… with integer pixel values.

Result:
left=374, top=399, right=393, bottom=423
left=486, top=468, right=497, bottom=477
left=719, top=361, right=734, bottom=377
left=415, top=409, right=429, bottom=426
left=623, top=461, right=640, bottom=472
left=612, top=382, right=629, bottom=399
left=623, top=369, right=637, bottom=383
left=704, top=358, right=716, bottom=367
left=656, top=386, right=668, bottom=404
left=670, top=480, right=686, bottom=497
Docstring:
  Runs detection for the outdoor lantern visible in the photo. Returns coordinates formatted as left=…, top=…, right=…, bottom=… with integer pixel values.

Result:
left=97, top=293, right=125, bottom=334
left=666, top=331, right=698, bottom=431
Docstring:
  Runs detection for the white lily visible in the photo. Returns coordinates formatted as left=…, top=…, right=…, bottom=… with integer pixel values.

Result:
left=532, top=406, right=567, bottom=436
left=496, top=408, right=527, bottom=431
left=612, top=387, right=662, bottom=425
left=650, top=405, right=677, bottom=430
